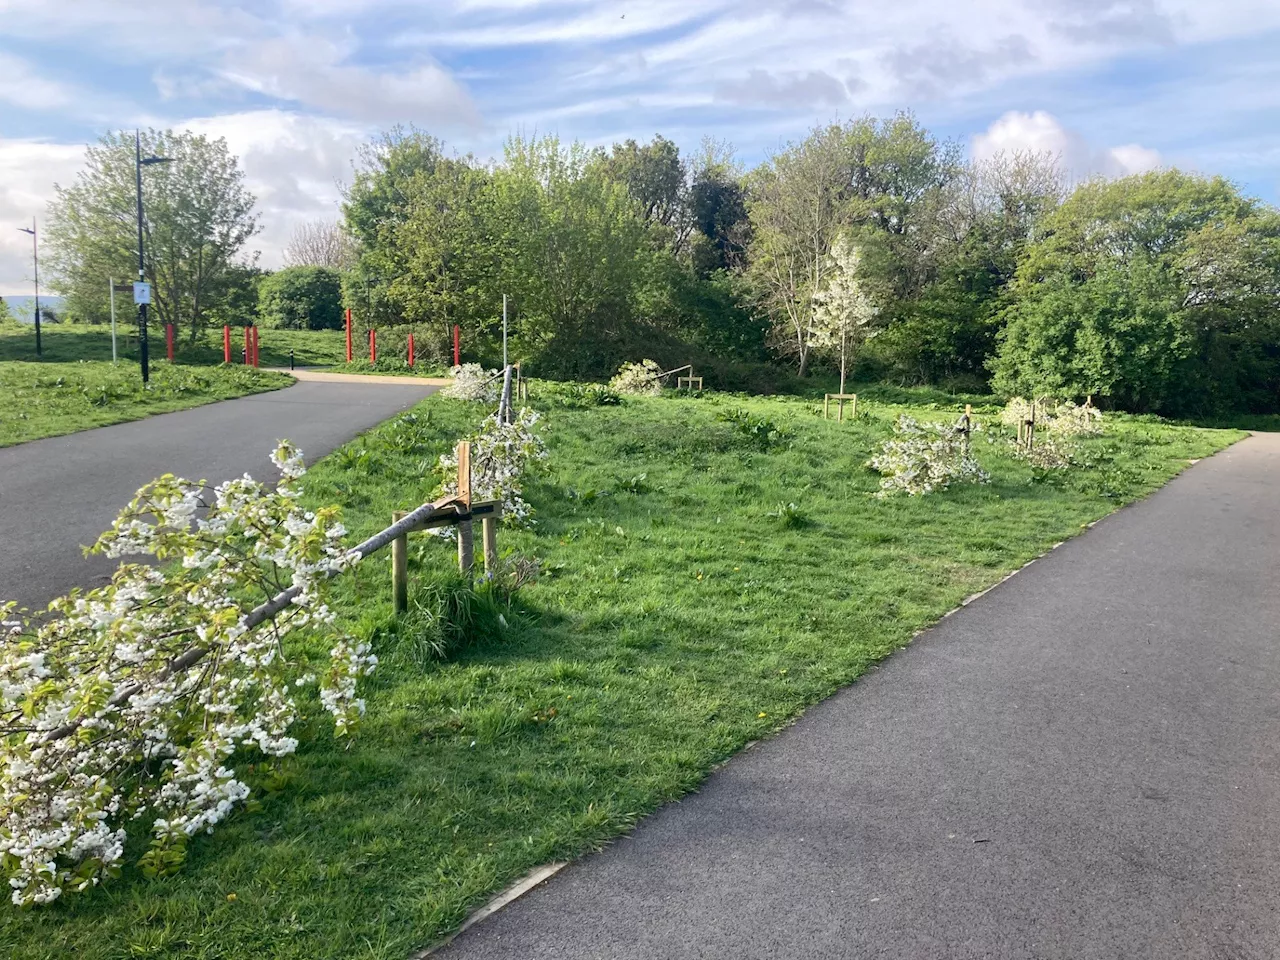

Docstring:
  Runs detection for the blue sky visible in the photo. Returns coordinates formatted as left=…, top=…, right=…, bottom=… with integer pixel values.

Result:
left=2, top=0, right=1278, bottom=294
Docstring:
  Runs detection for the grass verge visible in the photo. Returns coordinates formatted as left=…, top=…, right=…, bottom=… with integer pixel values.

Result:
left=0, top=386, right=1243, bottom=959
left=0, top=361, right=291, bottom=447
left=0, top=324, right=347, bottom=368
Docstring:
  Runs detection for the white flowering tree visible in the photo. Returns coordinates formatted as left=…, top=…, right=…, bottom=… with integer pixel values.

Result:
left=869, top=415, right=990, bottom=496
left=437, top=408, right=548, bottom=528
left=0, top=444, right=376, bottom=906
left=810, top=236, right=879, bottom=395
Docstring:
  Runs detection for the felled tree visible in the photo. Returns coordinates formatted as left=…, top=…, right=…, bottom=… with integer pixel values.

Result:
left=0, top=444, right=375, bottom=906
left=810, top=236, right=880, bottom=395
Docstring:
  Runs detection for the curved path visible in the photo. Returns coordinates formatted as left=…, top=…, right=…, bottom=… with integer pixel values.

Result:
left=0, top=377, right=438, bottom=609
left=437, top=433, right=1280, bottom=960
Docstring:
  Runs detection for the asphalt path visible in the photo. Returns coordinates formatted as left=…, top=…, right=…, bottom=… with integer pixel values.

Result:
left=0, top=378, right=437, bottom=609
left=437, top=433, right=1280, bottom=960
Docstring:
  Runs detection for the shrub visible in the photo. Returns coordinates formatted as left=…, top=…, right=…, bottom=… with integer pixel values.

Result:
left=258, top=266, right=344, bottom=330
left=717, top=407, right=793, bottom=450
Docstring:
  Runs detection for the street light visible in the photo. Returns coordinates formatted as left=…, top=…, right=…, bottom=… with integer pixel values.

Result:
left=135, top=130, right=174, bottom=384
left=16, top=219, right=39, bottom=357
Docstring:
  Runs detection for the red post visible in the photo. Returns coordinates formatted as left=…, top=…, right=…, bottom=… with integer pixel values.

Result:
left=453, top=324, right=460, bottom=366
left=408, top=333, right=415, bottom=368
left=369, top=328, right=377, bottom=364
left=345, top=308, right=352, bottom=363
left=244, top=326, right=252, bottom=365
left=251, top=326, right=260, bottom=368
left=165, top=324, right=174, bottom=362
left=223, top=325, right=231, bottom=364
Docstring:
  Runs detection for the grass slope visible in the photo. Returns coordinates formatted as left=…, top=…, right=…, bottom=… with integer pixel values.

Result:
left=0, top=324, right=347, bottom=368
left=0, top=387, right=1242, bottom=959
left=0, top=361, right=291, bottom=447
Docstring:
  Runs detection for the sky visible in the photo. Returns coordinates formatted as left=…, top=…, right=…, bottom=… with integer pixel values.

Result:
left=1, top=0, right=1279, bottom=295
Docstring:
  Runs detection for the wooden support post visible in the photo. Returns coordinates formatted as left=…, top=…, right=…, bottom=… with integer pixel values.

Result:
left=391, top=511, right=408, bottom=613
left=456, top=441, right=474, bottom=576
left=824, top=395, right=830, bottom=420
left=482, top=515, right=498, bottom=576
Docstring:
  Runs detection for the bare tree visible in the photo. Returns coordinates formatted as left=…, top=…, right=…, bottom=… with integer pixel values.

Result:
left=283, top=219, right=358, bottom=271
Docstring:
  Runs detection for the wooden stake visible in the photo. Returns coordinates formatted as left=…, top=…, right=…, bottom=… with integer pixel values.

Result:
left=482, top=515, right=498, bottom=575
left=456, top=441, right=473, bottom=575
left=391, top=511, right=408, bottom=613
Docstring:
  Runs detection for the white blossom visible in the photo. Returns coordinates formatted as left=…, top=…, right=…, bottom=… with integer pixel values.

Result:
left=868, top=415, right=990, bottom=496
left=0, top=442, right=373, bottom=906
left=436, top=408, right=548, bottom=531
left=609, top=360, right=663, bottom=396
left=442, top=364, right=501, bottom=402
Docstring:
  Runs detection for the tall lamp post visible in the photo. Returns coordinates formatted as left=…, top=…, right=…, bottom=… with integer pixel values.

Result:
left=135, top=130, right=174, bottom=384
left=16, top=219, right=39, bottom=357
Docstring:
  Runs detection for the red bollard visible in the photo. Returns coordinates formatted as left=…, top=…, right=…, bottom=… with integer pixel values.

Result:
left=345, top=308, right=352, bottom=363
left=166, top=324, right=174, bottom=362
left=369, top=328, right=377, bottom=364
left=223, top=325, right=231, bottom=364
left=244, top=326, right=252, bottom=365
left=251, top=326, right=260, bottom=368
left=453, top=324, right=460, bottom=366
left=408, top=333, right=415, bottom=368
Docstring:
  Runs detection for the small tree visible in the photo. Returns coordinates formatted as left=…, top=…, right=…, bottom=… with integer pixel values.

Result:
left=811, top=237, right=879, bottom=394
left=283, top=219, right=358, bottom=271
left=258, top=266, right=344, bottom=330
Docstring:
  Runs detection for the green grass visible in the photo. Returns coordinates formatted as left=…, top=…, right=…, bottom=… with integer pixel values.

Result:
left=0, top=385, right=1243, bottom=959
left=0, top=361, right=292, bottom=447
left=327, top=358, right=452, bottom=377
left=0, top=323, right=348, bottom=368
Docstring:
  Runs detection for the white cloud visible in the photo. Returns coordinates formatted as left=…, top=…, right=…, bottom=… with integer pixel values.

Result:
left=972, top=110, right=1162, bottom=180
left=181, top=110, right=367, bottom=270
left=0, top=53, right=76, bottom=110
left=0, top=140, right=87, bottom=296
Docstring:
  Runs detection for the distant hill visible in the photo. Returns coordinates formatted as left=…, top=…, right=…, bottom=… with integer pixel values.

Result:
left=2, top=296, right=67, bottom=322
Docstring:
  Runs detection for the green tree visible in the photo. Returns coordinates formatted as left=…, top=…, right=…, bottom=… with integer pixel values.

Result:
left=45, top=129, right=259, bottom=341
left=206, top=262, right=267, bottom=329
left=875, top=151, right=1064, bottom=385
left=596, top=135, right=691, bottom=252
left=992, top=170, right=1280, bottom=414
left=487, top=135, right=657, bottom=376
left=344, top=129, right=490, bottom=349
left=747, top=114, right=960, bottom=375
left=258, top=266, right=344, bottom=330
left=689, top=138, right=750, bottom=276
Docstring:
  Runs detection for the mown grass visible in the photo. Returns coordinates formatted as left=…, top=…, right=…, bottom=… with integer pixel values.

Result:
left=0, top=361, right=292, bottom=447
left=0, top=385, right=1242, bottom=959
left=0, top=323, right=347, bottom=368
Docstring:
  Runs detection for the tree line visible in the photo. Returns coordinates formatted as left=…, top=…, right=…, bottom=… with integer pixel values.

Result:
left=43, top=119, right=1280, bottom=416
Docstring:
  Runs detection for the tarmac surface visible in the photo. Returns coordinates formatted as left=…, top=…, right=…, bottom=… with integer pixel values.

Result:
left=0, top=377, right=438, bottom=608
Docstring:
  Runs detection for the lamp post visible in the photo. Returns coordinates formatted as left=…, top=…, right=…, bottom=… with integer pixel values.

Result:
left=16, top=219, right=39, bottom=357
left=135, top=130, right=174, bottom=384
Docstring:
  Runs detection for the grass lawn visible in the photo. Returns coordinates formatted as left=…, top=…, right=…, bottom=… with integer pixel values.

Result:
left=0, top=323, right=348, bottom=368
left=0, top=385, right=1243, bottom=959
left=0, top=361, right=291, bottom=447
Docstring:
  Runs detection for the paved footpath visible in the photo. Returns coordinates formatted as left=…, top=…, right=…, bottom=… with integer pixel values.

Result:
left=437, top=433, right=1280, bottom=960
left=0, top=378, right=437, bottom=609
